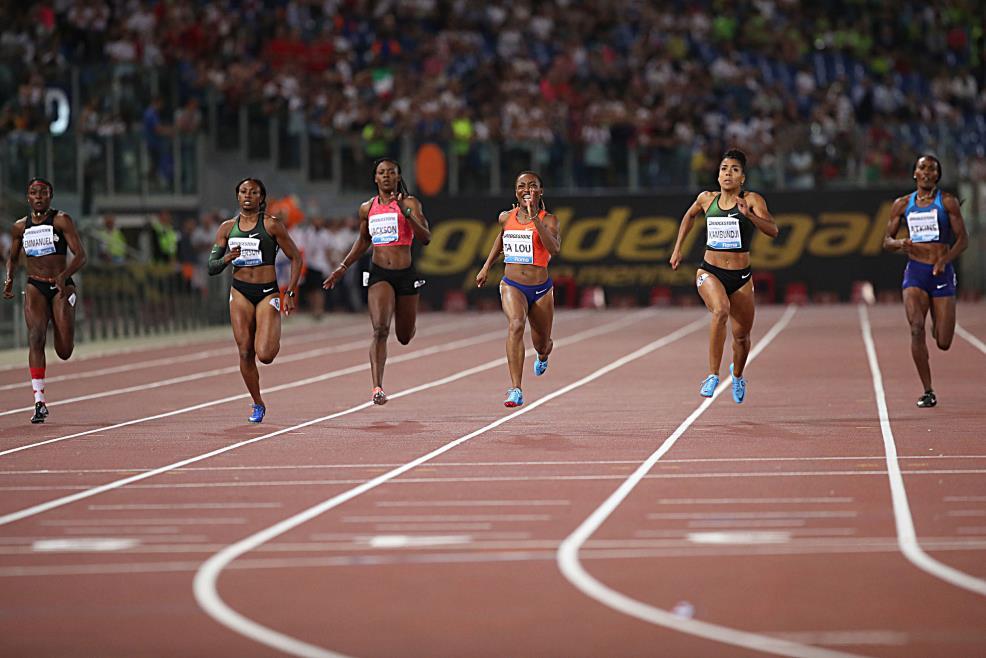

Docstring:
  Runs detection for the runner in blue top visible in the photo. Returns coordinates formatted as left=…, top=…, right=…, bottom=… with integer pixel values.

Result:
left=209, top=178, right=303, bottom=423
left=669, top=149, right=778, bottom=404
left=883, top=154, right=968, bottom=408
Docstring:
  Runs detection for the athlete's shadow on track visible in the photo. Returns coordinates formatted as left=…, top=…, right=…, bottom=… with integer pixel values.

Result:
left=498, top=433, right=574, bottom=450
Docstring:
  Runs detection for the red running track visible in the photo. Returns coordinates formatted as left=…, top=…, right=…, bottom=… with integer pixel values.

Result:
left=0, top=304, right=984, bottom=657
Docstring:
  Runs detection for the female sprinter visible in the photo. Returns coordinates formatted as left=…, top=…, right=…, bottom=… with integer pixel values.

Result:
left=208, top=178, right=302, bottom=423
left=669, top=149, right=778, bottom=404
left=476, top=171, right=561, bottom=407
left=3, top=178, right=87, bottom=424
left=883, top=154, right=968, bottom=407
left=322, top=158, right=431, bottom=405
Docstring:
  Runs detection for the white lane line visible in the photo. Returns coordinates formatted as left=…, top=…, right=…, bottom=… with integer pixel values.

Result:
left=765, top=631, right=908, bottom=647
left=946, top=496, right=986, bottom=502
left=0, top=315, right=378, bottom=375
left=956, top=324, right=986, bottom=354
left=373, top=523, right=493, bottom=531
left=87, top=503, right=283, bottom=511
left=0, top=327, right=503, bottom=457
left=0, top=319, right=377, bottom=392
left=41, top=518, right=246, bottom=526
left=7, top=453, right=982, bottom=475
left=11, top=535, right=986, bottom=579
left=342, top=514, right=551, bottom=522
left=634, top=528, right=858, bottom=539
left=60, top=527, right=181, bottom=535
left=860, top=304, right=986, bottom=597
left=33, top=538, right=140, bottom=552
left=375, top=500, right=570, bottom=508
left=0, top=311, right=598, bottom=457
left=656, top=498, right=854, bottom=505
left=367, top=535, right=472, bottom=548
left=0, top=311, right=661, bottom=526
left=0, top=316, right=489, bottom=415
left=0, top=534, right=208, bottom=544
left=8, top=467, right=986, bottom=493
left=192, top=316, right=707, bottom=658
left=557, top=307, right=866, bottom=658
left=648, top=511, right=857, bottom=520
left=308, top=531, right=534, bottom=541
left=687, top=520, right=807, bottom=529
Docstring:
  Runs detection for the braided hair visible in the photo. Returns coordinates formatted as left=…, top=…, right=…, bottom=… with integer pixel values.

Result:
left=373, top=158, right=411, bottom=199
left=235, top=177, right=268, bottom=221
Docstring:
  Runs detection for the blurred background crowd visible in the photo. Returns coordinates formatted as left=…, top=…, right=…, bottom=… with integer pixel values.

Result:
left=1, top=0, right=984, bottom=190
left=0, top=1, right=984, bottom=341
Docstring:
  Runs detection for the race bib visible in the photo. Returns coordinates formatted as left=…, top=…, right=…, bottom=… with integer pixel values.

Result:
left=706, top=216, right=742, bottom=250
left=503, top=230, right=535, bottom=264
left=229, top=237, right=262, bottom=266
left=369, top=212, right=399, bottom=245
left=23, top=225, right=57, bottom=257
left=906, top=209, right=940, bottom=243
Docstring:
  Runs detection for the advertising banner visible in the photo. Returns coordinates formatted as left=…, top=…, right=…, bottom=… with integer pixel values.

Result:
left=415, top=190, right=913, bottom=306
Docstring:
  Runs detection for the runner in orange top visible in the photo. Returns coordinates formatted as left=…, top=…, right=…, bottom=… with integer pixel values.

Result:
left=476, top=171, right=561, bottom=407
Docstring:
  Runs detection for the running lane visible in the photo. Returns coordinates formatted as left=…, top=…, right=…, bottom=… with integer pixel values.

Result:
left=0, top=309, right=686, bottom=657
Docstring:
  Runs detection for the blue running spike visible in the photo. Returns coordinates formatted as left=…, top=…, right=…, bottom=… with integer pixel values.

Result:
left=534, top=356, right=548, bottom=376
left=248, top=404, right=266, bottom=423
left=730, top=363, right=746, bottom=404
left=504, top=388, right=524, bottom=408
left=699, top=374, right=719, bottom=398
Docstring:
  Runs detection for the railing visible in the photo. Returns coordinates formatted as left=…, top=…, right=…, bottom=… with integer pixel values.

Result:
left=0, top=265, right=230, bottom=350
left=203, top=100, right=976, bottom=194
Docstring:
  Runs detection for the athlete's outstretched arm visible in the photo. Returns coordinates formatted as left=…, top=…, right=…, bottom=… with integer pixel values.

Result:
left=323, top=202, right=372, bottom=289
left=400, top=195, right=432, bottom=244
left=476, top=212, right=507, bottom=287
left=737, top=192, right=779, bottom=238
left=669, top=191, right=711, bottom=270
left=266, top=216, right=302, bottom=314
left=532, top=212, right=561, bottom=256
left=936, top=193, right=968, bottom=274
left=882, top=196, right=912, bottom=254
left=208, top=220, right=237, bottom=275
left=2, top=222, right=24, bottom=299
left=54, top=212, right=87, bottom=294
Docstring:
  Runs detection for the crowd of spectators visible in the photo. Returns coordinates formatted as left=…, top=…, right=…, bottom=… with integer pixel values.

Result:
left=0, top=0, right=984, bottom=190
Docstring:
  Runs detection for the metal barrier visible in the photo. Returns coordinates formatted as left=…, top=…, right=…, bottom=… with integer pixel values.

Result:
left=0, top=264, right=230, bottom=350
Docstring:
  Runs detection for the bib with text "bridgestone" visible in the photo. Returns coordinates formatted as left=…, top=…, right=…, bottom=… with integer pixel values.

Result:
left=369, top=212, right=400, bottom=244
left=503, top=230, right=535, bottom=264
left=229, top=237, right=263, bottom=267
left=906, top=209, right=940, bottom=243
left=23, top=225, right=57, bottom=257
left=706, top=216, right=742, bottom=250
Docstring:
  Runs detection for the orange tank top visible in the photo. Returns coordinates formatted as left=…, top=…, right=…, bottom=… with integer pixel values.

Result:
left=502, top=208, right=551, bottom=268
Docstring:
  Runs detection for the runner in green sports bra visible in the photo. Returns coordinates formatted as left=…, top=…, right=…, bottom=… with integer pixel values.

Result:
left=669, top=149, right=778, bottom=405
left=209, top=177, right=303, bottom=423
